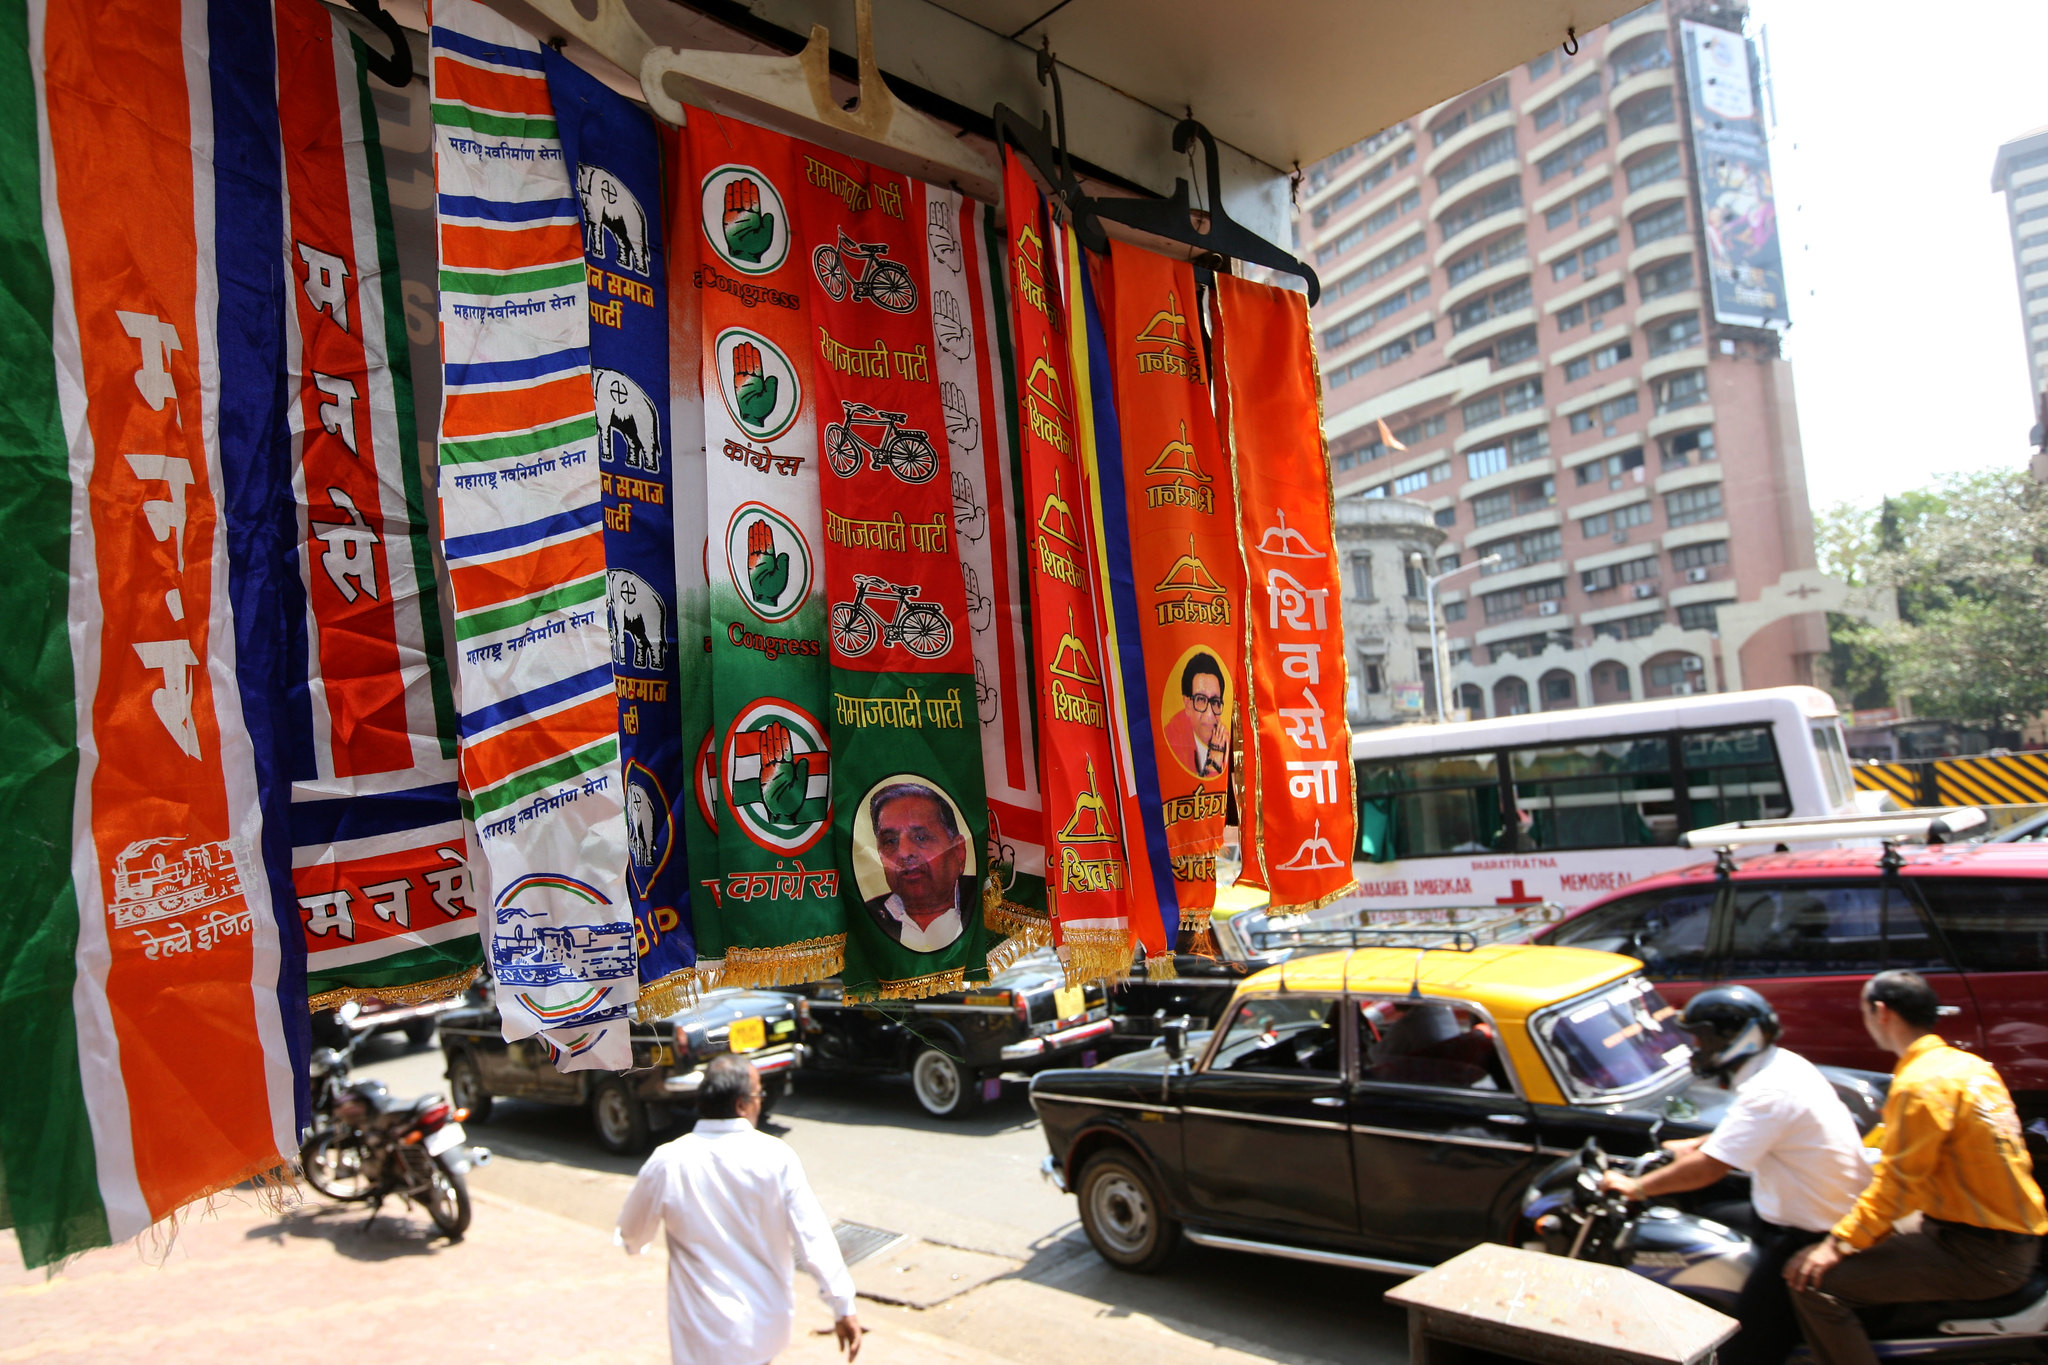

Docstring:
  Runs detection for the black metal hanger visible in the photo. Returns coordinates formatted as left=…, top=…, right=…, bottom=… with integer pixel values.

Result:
left=346, top=0, right=414, bottom=89
left=991, top=40, right=1108, bottom=253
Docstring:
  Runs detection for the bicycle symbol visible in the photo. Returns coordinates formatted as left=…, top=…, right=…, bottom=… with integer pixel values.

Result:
left=830, top=574, right=952, bottom=660
left=813, top=230, right=918, bottom=313
left=825, top=401, right=940, bottom=484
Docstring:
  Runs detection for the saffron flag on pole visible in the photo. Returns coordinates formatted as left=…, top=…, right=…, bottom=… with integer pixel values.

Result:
left=277, top=0, right=477, bottom=1009
left=1211, top=274, right=1357, bottom=911
left=0, top=0, right=307, bottom=1268
left=432, top=0, right=636, bottom=1069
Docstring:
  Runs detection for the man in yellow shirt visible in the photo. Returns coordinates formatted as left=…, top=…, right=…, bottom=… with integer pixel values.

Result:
left=1787, top=970, right=2048, bottom=1365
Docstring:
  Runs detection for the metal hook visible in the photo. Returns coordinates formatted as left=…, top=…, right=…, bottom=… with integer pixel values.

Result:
left=1562, top=26, right=1580, bottom=56
left=346, top=0, right=414, bottom=88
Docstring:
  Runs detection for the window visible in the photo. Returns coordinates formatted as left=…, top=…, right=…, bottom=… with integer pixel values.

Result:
left=1358, top=999, right=1508, bottom=1090
left=1616, top=89, right=1675, bottom=138
left=1430, top=85, right=1510, bottom=147
left=1351, top=552, right=1374, bottom=600
left=1533, top=74, right=1602, bottom=132
left=1481, top=577, right=1564, bottom=621
left=1664, top=484, right=1723, bottom=527
left=1661, top=426, right=1717, bottom=467
left=1682, top=725, right=1788, bottom=824
left=1357, top=752, right=1507, bottom=860
left=1670, top=540, right=1727, bottom=572
left=2020, top=205, right=2048, bottom=226
left=1627, top=146, right=1683, bottom=193
left=1433, top=506, right=1458, bottom=528
left=1654, top=369, right=1709, bottom=414
left=1639, top=255, right=1696, bottom=300
left=1437, top=129, right=1518, bottom=194
left=1442, top=599, right=1467, bottom=621
left=1566, top=339, right=1633, bottom=381
left=1542, top=177, right=1616, bottom=231
left=1328, top=233, right=1428, bottom=293
left=1308, top=145, right=1417, bottom=226
left=1490, top=633, right=1563, bottom=664
left=1552, top=233, right=1620, bottom=282
left=1495, top=327, right=1540, bottom=366
left=1364, top=188, right=1422, bottom=237
left=1676, top=602, right=1723, bottom=631
left=1581, top=503, right=1655, bottom=542
left=1918, top=880, right=2048, bottom=972
left=1633, top=201, right=1687, bottom=246
left=1439, top=180, right=1523, bottom=242
left=1479, top=526, right=1563, bottom=572
left=1468, top=445, right=1508, bottom=480
left=1514, top=737, right=1682, bottom=851
left=1392, top=461, right=1451, bottom=495
left=1329, top=322, right=1437, bottom=388
left=1322, top=279, right=1431, bottom=349
left=1533, top=976, right=1690, bottom=1100
left=1528, top=51, right=1556, bottom=79
left=1594, top=611, right=1664, bottom=640
left=1539, top=127, right=1611, bottom=183
left=1609, top=34, right=1672, bottom=85
left=1444, top=228, right=1529, bottom=285
left=1405, top=557, right=1430, bottom=599
left=1568, top=391, right=1640, bottom=433
left=1362, top=660, right=1385, bottom=694
left=1556, top=284, right=1626, bottom=333
left=1647, top=312, right=1701, bottom=356
left=1721, top=884, right=1944, bottom=977
left=1581, top=549, right=1658, bottom=590
left=2021, top=231, right=2048, bottom=253
left=1546, top=888, right=1710, bottom=978
left=1211, top=995, right=1343, bottom=1074
left=1576, top=448, right=1646, bottom=485
left=1450, top=277, right=1534, bottom=333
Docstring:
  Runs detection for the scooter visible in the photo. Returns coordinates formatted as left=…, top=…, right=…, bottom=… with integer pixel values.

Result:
left=1522, top=1141, right=2048, bottom=1361
left=299, top=1043, right=490, bottom=1239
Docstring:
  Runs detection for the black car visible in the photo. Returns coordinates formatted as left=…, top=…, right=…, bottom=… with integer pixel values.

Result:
left=437, top=986, right=803, bottom=1154
left=1107, top=951, right=1276, bottom=1053
left=789, top=950, right=1112, bottom=1117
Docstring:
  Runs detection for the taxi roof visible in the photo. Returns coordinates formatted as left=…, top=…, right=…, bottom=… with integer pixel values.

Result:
left=1239, top=943, right=1640, bottom=1021
left=1620, top=840, right=2048, bottom=889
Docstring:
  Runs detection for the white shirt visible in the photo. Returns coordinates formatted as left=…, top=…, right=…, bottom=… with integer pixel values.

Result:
left=877, top=888, right=963, bottom=951
left=617, top=1118, right=856, bottom=1365
left=1699, top=1045, right=1873, bottom=1233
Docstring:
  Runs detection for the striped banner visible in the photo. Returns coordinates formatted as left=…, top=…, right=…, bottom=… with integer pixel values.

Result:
left=0, top=0, right=305, bottom=1268
left=1855, top=753, right=2048, bottom=808
left=431, top=0, right=634, bottom=1069
left=277, top=0, right=474, bottom=1008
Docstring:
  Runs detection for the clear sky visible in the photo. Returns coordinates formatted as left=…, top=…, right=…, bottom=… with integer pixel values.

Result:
left=1750, top=0, right=2046, bottom=510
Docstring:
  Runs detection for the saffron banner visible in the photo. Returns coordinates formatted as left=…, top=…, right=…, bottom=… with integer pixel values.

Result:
left=432, top=0, right=636, bottom=1069
left=1211, top=274, right=1357, bottom=911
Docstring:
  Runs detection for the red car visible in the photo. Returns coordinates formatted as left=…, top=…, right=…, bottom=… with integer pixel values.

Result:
left=1537, top=843, right=2048, bottom=1130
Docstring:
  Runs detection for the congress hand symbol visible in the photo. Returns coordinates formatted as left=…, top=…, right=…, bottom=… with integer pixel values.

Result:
left=732, top=340, right=780, bottom=431
left=932, top=290, right=972, bottom=361
left=758, top=721, right=810, bottom=824
left=722, top=176, right=776, bottom=263
left=927, top=199, right=961, bottom=273
left=744, top=515, right=790, bottom=606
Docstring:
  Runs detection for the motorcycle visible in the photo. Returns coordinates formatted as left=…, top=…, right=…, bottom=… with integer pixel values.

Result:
left=1522, top=1141, right=2048, bottom=1360
left=299, top=1044, right=489, bottom=1238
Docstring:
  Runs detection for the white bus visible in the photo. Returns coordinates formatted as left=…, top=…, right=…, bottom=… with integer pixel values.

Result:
left=1346, top=686, right=1860, bottom=912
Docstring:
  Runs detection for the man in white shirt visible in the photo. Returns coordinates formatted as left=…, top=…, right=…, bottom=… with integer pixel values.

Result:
left=1604, top=985, right=1870, bottom=1365
left=617, top=1055, right=862, bottom=1365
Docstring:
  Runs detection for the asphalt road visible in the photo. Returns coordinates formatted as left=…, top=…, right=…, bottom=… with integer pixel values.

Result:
left=354, top=1031, right=1411, bottom=1364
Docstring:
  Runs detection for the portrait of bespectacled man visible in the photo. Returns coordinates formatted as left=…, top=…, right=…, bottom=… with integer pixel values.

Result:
left=852, top=776, right=977, bottom=954
left=1161, top=648, right=1231, bottom=780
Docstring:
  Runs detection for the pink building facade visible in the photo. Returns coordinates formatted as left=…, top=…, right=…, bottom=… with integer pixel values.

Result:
left=1299, top=0, right=1826, bottom=718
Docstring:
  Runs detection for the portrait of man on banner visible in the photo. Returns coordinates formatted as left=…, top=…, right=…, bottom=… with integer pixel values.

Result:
left=1161, top=648, right=1232, bottom=780
left=852, top=777, right=978, bottom=953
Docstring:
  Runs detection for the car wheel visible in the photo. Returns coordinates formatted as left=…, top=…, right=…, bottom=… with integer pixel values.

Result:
left=1077, top=1150, right=1180, bottom=1273
left=447, top=1051, right=493, bottom=1123
left=404, top=1018, right=435, bottom=1048
left=910, top=1046, right=980, bottom=1119
left=591, top=1077, right=651, bottom=1155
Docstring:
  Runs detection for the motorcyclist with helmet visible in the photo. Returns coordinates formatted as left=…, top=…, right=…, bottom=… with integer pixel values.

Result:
left=1602, top=985, right=1872, bottom=1365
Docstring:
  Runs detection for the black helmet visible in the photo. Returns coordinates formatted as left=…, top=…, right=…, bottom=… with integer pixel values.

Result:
left=1678, top=984, right=1781, bottom=1084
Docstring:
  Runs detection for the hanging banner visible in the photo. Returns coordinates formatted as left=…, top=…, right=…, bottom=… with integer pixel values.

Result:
left=684, top=108, right=842, bottom=987
left=793, top=147, right=990, bottom=998
left=432, top=0, right=636, bottom=1069
left=1105, top=242, right=1240, bottom=942
left=1000, top=150, right=1129, bottom=981
left=1679, top=20, right=1789, bottom=329
left=933, top=190, right=1046, bottom=950
left=1211, top=275, right=1357, bottom=911
left=544, top=49, right=697, bottom=1018
left=278, top=0, right=476, bottom=1009
left=0, top=0, right=306, bottom=1267
left=1067, top=249, right=1174, bottom=970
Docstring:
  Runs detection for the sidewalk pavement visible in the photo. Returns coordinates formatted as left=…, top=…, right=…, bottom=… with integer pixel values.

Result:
left=1, top=1188, right=1005, bottom=1365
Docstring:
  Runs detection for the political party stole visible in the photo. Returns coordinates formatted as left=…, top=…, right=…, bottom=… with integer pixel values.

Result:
left=1000, top=150, right=1130, bottom=982
left=544, top=50, right=696, bottom=1019
left=1066, top=249, right=1174, bottom=971
left=662, top=123, right=724, bottom=990
left=431, top=0, right=636, bottom=1069
left=0, top=0, right=307, bottom=1267
left=791, top=149, right=989, bottom=999
left=1105, top=241, right=1240, bottom=943
left=1210, top=274, right=1357, bottom=911
left=276, top=0, right=475, bottom=1010
left=683, top=109, right=841, bottom=987
left=934, top=189, right=1047, bottom=956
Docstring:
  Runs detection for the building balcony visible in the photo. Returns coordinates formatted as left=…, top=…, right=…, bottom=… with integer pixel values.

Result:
left=1662, top=518, right=1728, bottom=550
left=1627, top=236, right=1692, bottom=275
left=1615, top=122, right=1681, bottom=169
left=1623, top=179, right=1687, bottom=219
left=1580, top=596, right=1664, bottom=627
left=1647, top=403, right=1715, bottom=439
left=1560, top=431, right=1648, bottom=474
left=1316, top=263, right=1429, bottom=334
left=1460, top=455, right=1556, bottom=502
left=1573, top=540, right=1659, bottom=575
left=1423, top=107, right=1518, bottom=178
left=1433, top=207, right=1529, bottom=267
left=1301, top=132, right=1416, bottom=214
left=1609, top=64, right=1677, bottom=111
left=1602, top=4, right=1671, bottom=52
left=1640, top=345, right=1707, bottom=383
left=1669, top=580, right=1739, bottom=608
left=1439, top=257, right=1534, bottom=316
left=1635, top=288, right=1701, bottom=329
left=1537, top=215, right=1621, bottom=272
left=1653, top=463, right=1722, bottom=496
left=1568, top=488, right=1652, bottom=530
left=1454, top=399, right=1548, bottom=453
left=1429, top=161, right=1524, bottom=226
left=1556, top=375, right=1636, bottom=423
left=1476, top=612, right=1574, bottom=645
left=1473, top=512, right=1565, bottom=557
left=1533, top=165, right=1611, bottom=221
left=1444, top=306, right=1538, bottom=361
left=1550, top=326, right=1634, bottom=371
left=1545, top=268, right=1627, bottom=318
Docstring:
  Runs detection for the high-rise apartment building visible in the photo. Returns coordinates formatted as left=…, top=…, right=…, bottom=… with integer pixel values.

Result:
left=1298, top=0, right=1825, bottom=717
left=1991, top=126, right=2048, bottom=475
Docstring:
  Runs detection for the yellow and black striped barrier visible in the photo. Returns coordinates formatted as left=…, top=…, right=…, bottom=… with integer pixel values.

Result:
left=1855, top=752, right=2048, bottom=808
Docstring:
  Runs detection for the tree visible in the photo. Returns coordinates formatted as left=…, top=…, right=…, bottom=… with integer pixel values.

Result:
left=1839, top=471, right=2048, bottom=734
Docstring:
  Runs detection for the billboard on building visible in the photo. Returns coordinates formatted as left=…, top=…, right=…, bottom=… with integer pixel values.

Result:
left=1679, top=20, right=1790, bottom=329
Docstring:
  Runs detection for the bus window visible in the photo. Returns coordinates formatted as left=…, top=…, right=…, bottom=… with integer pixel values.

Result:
left=1682, top=725, right=1789, bottom=826
left=1356, top=753, right=1508, bottom=862
left=1511, top=737, right=1677, bottom=850
left=1810, top=721, right=1855, bottom=811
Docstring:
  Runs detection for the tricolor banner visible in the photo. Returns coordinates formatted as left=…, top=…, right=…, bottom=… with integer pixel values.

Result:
left=0, top=0, right=307, bottom=1268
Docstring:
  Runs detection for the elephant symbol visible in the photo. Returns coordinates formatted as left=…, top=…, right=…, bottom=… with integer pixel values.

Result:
left=576, top=164, right=651, bottom=275
left=592, top=367, right=662, bottom=472
left=607, top=568, right=669, bottom=671
left=626, top=781, right=659, bottom=869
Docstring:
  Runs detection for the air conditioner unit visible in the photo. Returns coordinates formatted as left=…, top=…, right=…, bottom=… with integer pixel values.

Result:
left=1537, top=601, right=1561, bottom=616
left=1611, top=528, right=1629, bottom=543
left=1671, top=682, right=1696, bottom=696
left=1633, top=582, right=1657, bottom=599
left=1683, top=655, right=1705, bottom=672
left=1685, top=567, right=1711, bottom=583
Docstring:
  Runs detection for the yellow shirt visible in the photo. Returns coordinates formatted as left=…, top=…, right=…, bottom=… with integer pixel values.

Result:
left=1833, top=1035, right=2048, bottom=1250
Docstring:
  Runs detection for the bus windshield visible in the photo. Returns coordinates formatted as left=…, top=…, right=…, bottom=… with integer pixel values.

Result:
left=1533, top=975, right=1690, bottom=1101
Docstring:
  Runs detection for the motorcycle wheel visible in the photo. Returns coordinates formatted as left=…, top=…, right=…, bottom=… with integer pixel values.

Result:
left=448, top=1050, right=493, bottom=1123
left=867, top=261, right=917, bottom=313
left=423, top=1153, right=472, bottom=1239
left=300, top=1130, right=376, bottom=1202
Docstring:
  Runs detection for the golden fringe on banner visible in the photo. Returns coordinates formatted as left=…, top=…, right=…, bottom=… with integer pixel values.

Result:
left=634, top=968, right=709, bottom=1023
left=1059, top=926, right=1132, bottom=987
left=1267, top=881, right=1360, bottom=915
left=1147, top=951, right=1178, bottom=982
left=722, top=934, right=846, bottom=989
left=306, top=966, right=479, bottom=1014
left=1186, top=923, right=1217, bottom=959
left=133, top=1155, right=301, bottom=1267
left=876, top=965, right=970, bottom=1001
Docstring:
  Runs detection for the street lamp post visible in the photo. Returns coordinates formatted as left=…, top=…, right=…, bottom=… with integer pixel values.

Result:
left=1411, top=552, right=1500, bottom=721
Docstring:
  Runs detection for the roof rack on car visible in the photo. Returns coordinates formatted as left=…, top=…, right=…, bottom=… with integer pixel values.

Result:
left=1679, top=805, right=1987, bottom=850
left=1250, top=925, right=1482, bottom=953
